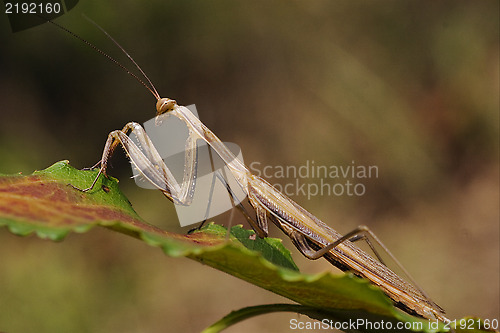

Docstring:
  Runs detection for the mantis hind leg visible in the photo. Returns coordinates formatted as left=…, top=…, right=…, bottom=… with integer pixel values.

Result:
left=188, top=169, right=268, bottom=239
left=280, top=223, right=442, bottom=312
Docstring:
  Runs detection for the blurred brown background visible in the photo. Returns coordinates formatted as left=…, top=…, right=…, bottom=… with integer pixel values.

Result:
left=0, top=1, right=498, bottom=332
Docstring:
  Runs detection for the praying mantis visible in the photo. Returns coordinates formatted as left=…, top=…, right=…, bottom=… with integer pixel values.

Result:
left=50, top=18, right=449, bottom=323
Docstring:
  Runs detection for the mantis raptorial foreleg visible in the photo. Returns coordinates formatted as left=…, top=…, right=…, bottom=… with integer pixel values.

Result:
left=80, top=121, right=198, bottom=206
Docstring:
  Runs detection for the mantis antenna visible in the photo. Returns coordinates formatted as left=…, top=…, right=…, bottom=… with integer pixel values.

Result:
left=45, top=16, right=161, bottom=101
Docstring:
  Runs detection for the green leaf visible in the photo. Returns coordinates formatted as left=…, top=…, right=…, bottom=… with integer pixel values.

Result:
left=0, top=160, right=145, bottom=240
left=201, top=304, right=429, bottom=333
left=0, top=162, right=492, bottom=333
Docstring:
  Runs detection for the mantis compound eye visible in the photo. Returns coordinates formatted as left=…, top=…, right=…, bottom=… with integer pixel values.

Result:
left=156, top=98, right=177, bottom=115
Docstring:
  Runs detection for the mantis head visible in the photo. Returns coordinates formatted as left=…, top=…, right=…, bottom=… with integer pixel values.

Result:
left=155, top=98, right=177, bottom=125
left=156, top=98, right=177, bottom=115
